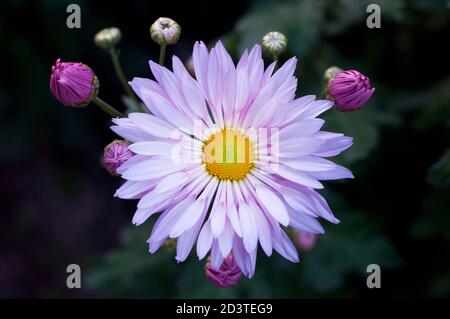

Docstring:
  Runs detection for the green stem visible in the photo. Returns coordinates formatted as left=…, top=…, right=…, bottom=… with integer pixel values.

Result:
left=159, top=44, right=166, bottom=66
left=108, top=48, right=144, bottom=111
left=93, top=96, right=125, bottom=118
left=272, top=54, right=279, bottom=71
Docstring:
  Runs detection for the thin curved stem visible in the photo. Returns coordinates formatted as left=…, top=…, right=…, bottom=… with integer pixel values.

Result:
left=272, top=54, right=279, bottom=71
left=93, top=96, right=125, bottom=118
left=108, top=48, right=144, bottom=111
left=159, top=44, right=166, bottom=66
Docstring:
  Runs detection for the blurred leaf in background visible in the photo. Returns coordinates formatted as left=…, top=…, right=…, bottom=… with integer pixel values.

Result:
left=426, top=149, right=450, bottom=188
left=300, top=210, right=400, bottom=293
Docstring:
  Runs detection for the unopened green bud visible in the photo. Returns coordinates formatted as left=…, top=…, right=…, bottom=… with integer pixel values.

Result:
left=324, top=66, right=343, bottom=83
left=163, top=238, right=177, bottom=251
left=94, top=27, right=122, bottom=51
left=262, top=31, right=288, bottom=58
left=150, top=17, right=181, bottom=46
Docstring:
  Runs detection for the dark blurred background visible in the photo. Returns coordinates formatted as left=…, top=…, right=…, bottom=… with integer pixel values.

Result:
left=0, top=0, right=449, bottom=298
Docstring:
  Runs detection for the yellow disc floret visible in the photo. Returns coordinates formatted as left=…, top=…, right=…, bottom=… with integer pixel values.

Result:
left=202, top=128, right=254, bottom=181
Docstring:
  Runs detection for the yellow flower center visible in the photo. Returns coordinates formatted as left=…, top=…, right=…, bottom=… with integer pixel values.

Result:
left=202, top=128, right=254, bottom=181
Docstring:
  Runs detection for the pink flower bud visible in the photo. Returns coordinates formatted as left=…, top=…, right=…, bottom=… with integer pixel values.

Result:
left=205, top=255, right=242, bottom=288
left=328, top=70, right=375, bottom=112
left=50, top=59, right=98, bottom=107
left=103, top=140, right=133, bottom=175
left=295, top=230, right=318, bottom=251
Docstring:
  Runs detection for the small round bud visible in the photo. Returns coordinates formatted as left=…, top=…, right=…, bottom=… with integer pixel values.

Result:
left=94, top=27, right=122, bottom=51
left=294, top=230, right=318, bottom=252
left=324, top=66, right=342, bottom=83
left=205, top=255, right=242, bottom=288
left=103, top=140, right=134, bottom=175
left=163, top=238, right=176, bottom=251
left=327, top=69, right=375, bottom=112
left=150, top=17, right=181, bottom=46
left=185, top=56, right=194, bottom=76
left=262, top=31, right=288, bottom=58
left=50, top=58, right=99, bottom=108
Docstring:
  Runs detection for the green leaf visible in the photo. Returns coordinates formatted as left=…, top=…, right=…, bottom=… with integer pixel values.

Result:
left=300, top=211, right=400, bottom=292
left=86, top=224, right=178, bottom=298
left=411, top=190, right=450, bottom=240
left=322, top=107, right=379, bottom=164
left=427, top=149, right=450, bottom=188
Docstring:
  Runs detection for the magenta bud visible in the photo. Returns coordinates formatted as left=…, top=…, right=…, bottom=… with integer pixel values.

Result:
left=103, top=140, right=134, bottom=175
left=50, top=58, right=99, bottom=108
left=295, top=230, right=318, bottom=251
left=328, top=70, right=375, bottom=112
left=205, top=255, right=243, bottom=288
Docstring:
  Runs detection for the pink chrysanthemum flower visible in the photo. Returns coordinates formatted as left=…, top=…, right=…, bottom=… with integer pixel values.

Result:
left=111, top=41, right=353, bottom=278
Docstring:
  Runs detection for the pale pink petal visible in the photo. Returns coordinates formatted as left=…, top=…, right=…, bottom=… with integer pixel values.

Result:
left=308, top=165, right=354, bottom=180
left=232, top=237, right=257, bottom=278
left=210, top=240, right=225, bottom=270
left=153, top=172, right=190, bottom=194
left=272, top=225, right=299, bottom=263
left=175, top=57, right=211, bottom=122
left=281, top=119, right=325, bottom=139
left=276, top=165, right=324, bottom=189
left=238, top=202, right=258, bottom=253
left=247, top=45, right=264, bottom=100
left=169, top=197, right=207, bottom=238
left=278, top=95, right=316, bottom=127
left=297, top=100, right=333, bottom=120
left=313, top=135, right=353, bottom=157
left=133, top=88, right=194, bottom=132
left=283, top=156, right=337, bottom=172
left=254, top=183, right=289, bottom=226
left=149, top=61, right=188, bottom=113
left=276, top=137, right=325, bottom=158
left=137, top=186, right=182, bottom=209
left=149, top=197, right=192, bottom=243
left=279, top=186, right=320, bottom=218
left=192, top=41, right=209, bottom=95
left=218, top=220, right=234, bottom=257
left=116, top=155, right=150, bottom=175
left=211, top=202, right=227, bottom=238
left=110, top=118, right=158, bottom=142
left=300, top=187, right=340, bottom=224
left=225, top=181, right=242, bottom=237
left=288, top=207, right=325, bottom=234
left=268, top=57, right=297, bottom=92
left=234, top=50, right=250, bottom=112
left=114, top=180, right=156, bottom=199
left=176, top=207, right=206, bottom=262
left=127, top=113, right=177, bottom=139
left=128, top=141, right=176, bottom=157
left=121, top=159, right=188, bottom=181
left=197, top=220, right=213, bottom=259
left=249, top=201, right=273, bottom=256
left=132, top=207, right=159, bottom=226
